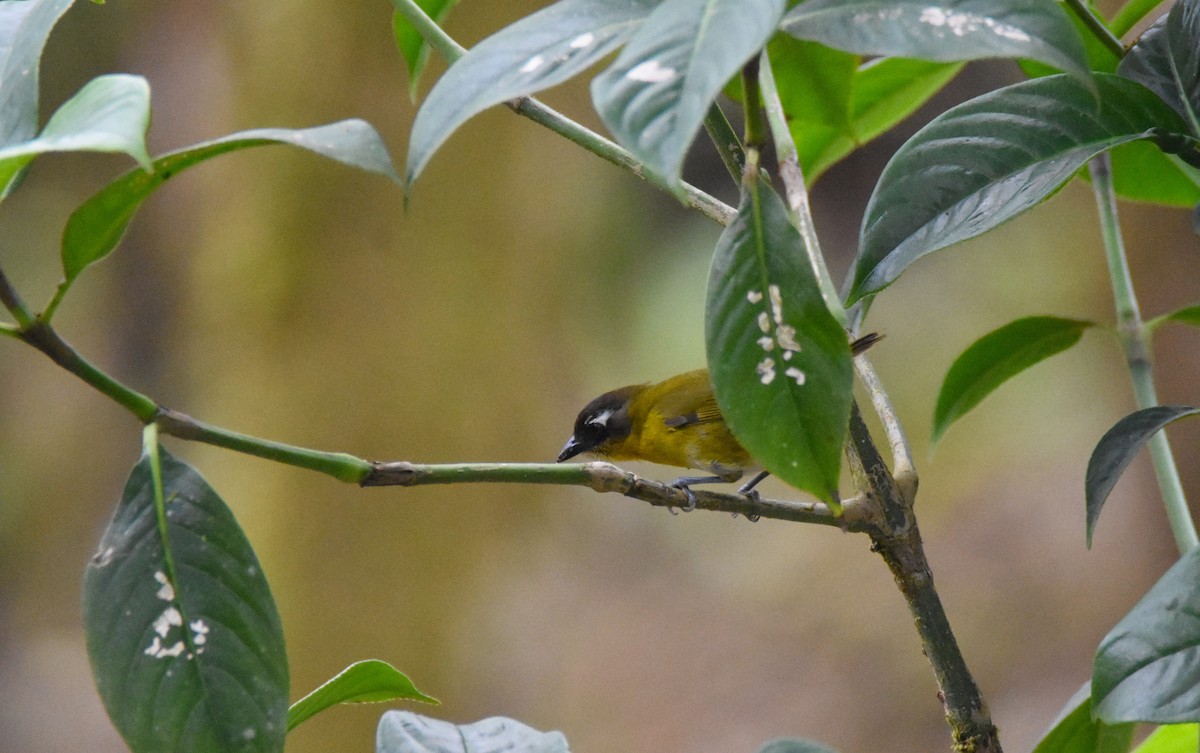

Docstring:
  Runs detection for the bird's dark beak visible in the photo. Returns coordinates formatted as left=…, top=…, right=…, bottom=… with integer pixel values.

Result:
left=557, top=436, right=584, bottom=463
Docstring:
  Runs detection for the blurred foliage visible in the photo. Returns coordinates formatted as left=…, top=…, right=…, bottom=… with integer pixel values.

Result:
left=0, top=1, right=1197, bottom=753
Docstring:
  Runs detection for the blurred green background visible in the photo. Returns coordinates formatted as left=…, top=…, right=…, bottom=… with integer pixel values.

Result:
left=1, top=2, right=1197, bottom=752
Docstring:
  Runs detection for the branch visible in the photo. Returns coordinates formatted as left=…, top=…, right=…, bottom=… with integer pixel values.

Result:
left=1089, top=153, right=1198, bottom=553
left=1063, top=0, right=1126, bottom=59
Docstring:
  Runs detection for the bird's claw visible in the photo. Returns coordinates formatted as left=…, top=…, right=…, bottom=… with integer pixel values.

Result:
left=669, top=481, right=698, bottom=512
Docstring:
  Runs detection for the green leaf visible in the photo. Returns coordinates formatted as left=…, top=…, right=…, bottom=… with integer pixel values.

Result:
left=1157, top=303, right=1200, bottom=328
left=0, top=0, right=75, bottom=148
left=288, top=660, right=437, bottom=731
left=932, top=316, right=1093, bottom=445
left=0, top=74, right=151, bottom=195
left=755, top=740, right=843, bottom=753
left=1031, top=685, right=1135, bottom=753
left=392, top=0, right=457, bottom=100
left=376, top=712, right=570, bottom=753
left=780, top=0, right=1091, bottom=86
left=1019, top=2, right=1121, bottom=78
left=1094, top=545, right=1200, bottom=722
left=706, top=178, right=853, bottom=505
left=62, top=119, right=398, bottom=284
left=1104, top=140, right=1200, bottom=207
left=591, top=0, right=786, bottom=192
left=1085, top=405, right=1200, bottom=547
left=406, top=0, right=657, bottom=186
left=768, top=38, right=962, bottom=182
left=83, top=444, right=288, bottom=753
left=848, top=74, right=1191, bottom=302
left=1133, top=725, right=1199, bottom=753
left=1117, top=1, right=1200, bottom=138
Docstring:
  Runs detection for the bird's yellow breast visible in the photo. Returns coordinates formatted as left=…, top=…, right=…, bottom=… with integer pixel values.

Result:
left=601, top=369, right=752, bottom=478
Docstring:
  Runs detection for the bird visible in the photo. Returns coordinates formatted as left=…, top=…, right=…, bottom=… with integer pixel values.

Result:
left=557, top=333, right=882, bottom=509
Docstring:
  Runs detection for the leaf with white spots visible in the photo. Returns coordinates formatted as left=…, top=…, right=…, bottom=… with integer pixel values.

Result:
left=780, top=0, right=1090, bottom=87
left=591, top=0, right=786, bottom=193
left=83, top=444, right=288, bottom=753
left=405, top=0, right=659, bottom=186
left=706, top=177, right=853, bottom=505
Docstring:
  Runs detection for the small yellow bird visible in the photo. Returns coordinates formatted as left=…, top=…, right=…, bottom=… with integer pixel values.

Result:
left=556, top=333, right=881, bottom=507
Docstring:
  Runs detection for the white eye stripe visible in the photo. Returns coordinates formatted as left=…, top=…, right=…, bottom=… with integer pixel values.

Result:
left=587, top=409, right=613, bottom=428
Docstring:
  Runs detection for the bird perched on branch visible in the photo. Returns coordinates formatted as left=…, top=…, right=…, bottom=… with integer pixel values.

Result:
left=557, top=333, right=881, bottom=508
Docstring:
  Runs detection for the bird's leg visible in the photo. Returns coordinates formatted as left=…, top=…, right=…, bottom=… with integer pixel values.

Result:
left=668, top=474, right=732, bottom=512
left=737, top=471, right=770, bottom=501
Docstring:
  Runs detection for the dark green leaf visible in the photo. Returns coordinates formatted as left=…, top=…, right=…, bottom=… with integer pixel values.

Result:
left=0, top=0, right=75, bottom=148
left=392, top=0, right=457, bottom=100
left=932, top=316, right=1093, bottom=445
left=706, top=178, right=852, bottom=505
left=1085, top=405, right=1200, bottom=546
left=407, top=0, right=657, bottom=186
left=848, top=74, right=1191, bottom=302
left=1117, top=2, right=1200, bottom=138
left=1133, top=725, right=1199, bottom=753
left=376, top=712, right=569, bottom=753
left=0, top=74, right=151, bottom=195
left=83, top=445, right=288, bottom=753
left=591, top=0, right=785, bottom=192
left=62, top=119, right=398, bottom=283
left=1031, top=685, right=1135, bottom=753
left=755, top=740, right=843, bottom=753
left=1094, top=545, right=1200, bottom=722
left=781, top=0, right=1091, bottom=85
left=288, top=660, right=437, bottom=731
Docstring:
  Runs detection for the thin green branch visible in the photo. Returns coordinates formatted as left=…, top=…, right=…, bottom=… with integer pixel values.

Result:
left=854, top=354, right=917, bottom=503
left=1089, top=153, right=1198, bottom=554
left=392, top=0, right=736, bottom=226
left=1064, top=0, right=1126, bottom=59
left=0, top=266, right=36, bottom=329
left=741, top=56, right=766, bottom=156
left=703, top=102, right=745, bottom=184
left=509, top=97, right=735, bottom=225
left=758, top=53, right=846, bottom=327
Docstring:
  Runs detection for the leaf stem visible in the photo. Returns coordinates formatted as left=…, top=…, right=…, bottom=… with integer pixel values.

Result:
left=758, top=53, right=847, bottom=327
left=703, top=102, right=745, bottom=183
left=1089, top=153, right=1198, bottom=553
left=392, top=0, right=736, bottom=226
left=1063, top=0, right=1126, bottom=59
left=0, top=266, right=37, bottom=329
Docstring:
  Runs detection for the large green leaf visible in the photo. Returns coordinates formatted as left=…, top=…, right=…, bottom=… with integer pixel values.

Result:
left=768, top=36, right=962, bottom=183
left=392, top=0, right=458, bottom=100
left=706, top=178, right=852, bottom=505
left=591, top=0, right=785, bottom=192
left=1117, top=1, right=1200, bottom=138
left=0, top=74, right=151, bottom=195
left=848, top=74, right=1192, bottom=302
left=780, top=0, right=1090, bottom=85
left=376, top=712, right=569, bottom=753
left=62, top=119, right=398, bottom=284
left=1094, top=545, right=1200, bottom=723
left=83, top=443, right=288, bottom=753
left=406, top=0, right=658, bottom=186
left=1030, top=686, right=1135, bottom=753
left=1085, top=405, right=1200, bottom=547
left=0, top=0, right=74, bottom=148
left=932, top=316, right=1093, bottom=445
left=1133, top=725, right=1199, bottom=753
left=288, top=660, right=437, bottom=731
